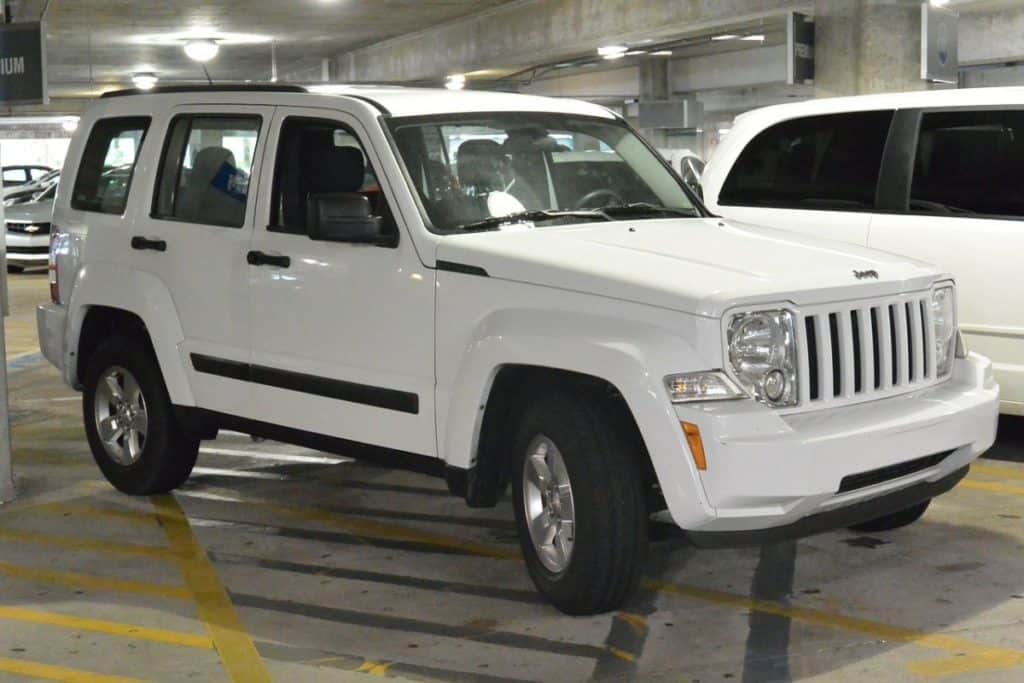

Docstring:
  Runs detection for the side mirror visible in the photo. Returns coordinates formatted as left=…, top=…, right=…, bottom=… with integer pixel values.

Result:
left=306, top=193, right=396, bottom=246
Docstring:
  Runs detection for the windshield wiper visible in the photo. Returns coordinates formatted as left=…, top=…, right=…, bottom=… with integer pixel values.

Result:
left=455, top=209, right=612, bottom=233
left=602, top=202, right=699, bottom=219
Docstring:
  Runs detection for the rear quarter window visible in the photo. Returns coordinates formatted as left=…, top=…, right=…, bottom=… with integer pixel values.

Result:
left=71, top=117, right=150, bottom=215
left=720, top=111, right=894, bottom=211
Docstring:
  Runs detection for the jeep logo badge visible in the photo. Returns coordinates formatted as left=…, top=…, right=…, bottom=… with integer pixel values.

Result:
left=853, top=269, right=879, bottom=280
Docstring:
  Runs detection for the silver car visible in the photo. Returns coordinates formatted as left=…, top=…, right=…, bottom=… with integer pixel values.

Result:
left=6, top=183, right=54, bottom=272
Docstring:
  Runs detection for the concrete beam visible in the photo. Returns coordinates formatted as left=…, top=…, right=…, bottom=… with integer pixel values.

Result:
left=960, top=5, right=1024, bottom=65
left=336, top=0, right=810, bottom=83
left=672, top=45, right=788, bottom=92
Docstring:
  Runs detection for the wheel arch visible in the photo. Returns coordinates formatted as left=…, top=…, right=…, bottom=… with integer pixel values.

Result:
left=67, top=264, right=194, bottom=406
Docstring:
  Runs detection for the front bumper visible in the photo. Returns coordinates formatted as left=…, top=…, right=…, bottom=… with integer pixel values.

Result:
left=669, top=352, right=998, bottom=538
left=7, top=233, right=49, bottom=268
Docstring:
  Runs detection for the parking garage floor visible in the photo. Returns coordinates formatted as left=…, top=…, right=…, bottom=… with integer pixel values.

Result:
left=1, top=274, right=1023, bottom=683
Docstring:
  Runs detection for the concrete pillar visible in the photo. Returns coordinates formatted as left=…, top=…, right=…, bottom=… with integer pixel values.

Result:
left=815, top=0, right=928, bottom=97
left=639, top=57, right=671, bottom=148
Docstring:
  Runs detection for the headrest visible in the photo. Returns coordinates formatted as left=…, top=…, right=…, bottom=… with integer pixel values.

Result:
left=457, top=139, right=505, bottom=190
left=192, top=147, right=236, bottom=179
left=303, top=136, right=365, bottom=194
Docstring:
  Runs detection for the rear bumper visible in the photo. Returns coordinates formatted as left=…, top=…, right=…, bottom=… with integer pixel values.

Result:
left=36, top=303, right=67, bottom=372
left=668, top=352, right=998, bottom=536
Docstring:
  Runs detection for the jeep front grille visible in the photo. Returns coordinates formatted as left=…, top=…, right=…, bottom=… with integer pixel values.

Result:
left=797, top=293, right=942, bottom=409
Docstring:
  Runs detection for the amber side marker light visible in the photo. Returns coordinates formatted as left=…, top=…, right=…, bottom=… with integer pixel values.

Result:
left=681, top=422, right=707, bottom=471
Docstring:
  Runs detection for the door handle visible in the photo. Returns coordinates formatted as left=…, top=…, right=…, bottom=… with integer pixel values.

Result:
left=131, top=236, right=167, bottom=252
left=247, top=250, right=291, bottom=268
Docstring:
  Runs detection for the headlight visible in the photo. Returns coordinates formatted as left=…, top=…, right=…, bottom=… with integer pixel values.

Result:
left=664, top=371, right=743, bottom=403
left=931, top=285, right=957, bottom=375
left=727, top=309, right=799, bottom=407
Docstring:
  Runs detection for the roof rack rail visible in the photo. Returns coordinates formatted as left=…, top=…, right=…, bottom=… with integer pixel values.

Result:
left=101, top=84, right=308, bottom=99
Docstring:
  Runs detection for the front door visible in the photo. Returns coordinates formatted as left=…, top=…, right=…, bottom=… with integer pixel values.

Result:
left=246, top=107, right=437, bottom=456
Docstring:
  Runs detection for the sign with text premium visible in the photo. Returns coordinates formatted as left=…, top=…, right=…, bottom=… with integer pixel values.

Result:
left=0, top=22, right=47, bottom=106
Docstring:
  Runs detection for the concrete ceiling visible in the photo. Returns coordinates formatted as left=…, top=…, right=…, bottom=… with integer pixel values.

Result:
left=5, top=0, right=515, bottom=105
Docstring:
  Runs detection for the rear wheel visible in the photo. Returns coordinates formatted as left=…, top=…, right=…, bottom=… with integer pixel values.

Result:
left=849, top=500, right=931, bottom=532
left=511, top=385, right=648, bottom=615
left=83, top=336, right=198, bottom=494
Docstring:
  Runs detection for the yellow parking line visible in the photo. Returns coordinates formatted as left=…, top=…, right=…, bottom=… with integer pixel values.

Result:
left=152, top=495, right=272, bottom=683
left=959, top=479, right=1024, bottom=496
left=971, top=462, right=1024, bottom=480
left=0, top=528, right=181, bottom=561
left=355, top=661, right=393, bottom=676
left=29, top=503, right=159, bottom=527
left=0, top=656, right=145, bottom=682
left=647, top=580, right=1024, bottom=678
left=0, top=606, right=213, bottom=650
left=0, top=560, right=191, bottom=600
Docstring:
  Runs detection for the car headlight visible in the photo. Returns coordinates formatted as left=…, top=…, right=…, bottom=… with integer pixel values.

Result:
left=931, top=285, right=957, bottom=375
left=664, top=371, right=743, bottom=403
left=727, top=309, right=799, bottom=407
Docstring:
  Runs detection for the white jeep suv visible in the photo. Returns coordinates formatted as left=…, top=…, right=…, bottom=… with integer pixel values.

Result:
left=38, top=84, right=998, bottom=614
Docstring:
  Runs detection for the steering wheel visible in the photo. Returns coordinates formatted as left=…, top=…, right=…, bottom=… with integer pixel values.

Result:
left=574, top=188, right=625, bottom=210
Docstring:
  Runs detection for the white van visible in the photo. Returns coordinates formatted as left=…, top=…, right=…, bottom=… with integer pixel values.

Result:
left=702, top=87, right=1024, bottom=415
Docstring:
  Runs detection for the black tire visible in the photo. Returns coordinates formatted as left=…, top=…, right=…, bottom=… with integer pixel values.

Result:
left=849, top=500, right=931, bottom=533
left=82, top=336, right=198, bottom=494
left=7, top=265, right=23, bottom=274
left=510, top=384, right=648, bottom=615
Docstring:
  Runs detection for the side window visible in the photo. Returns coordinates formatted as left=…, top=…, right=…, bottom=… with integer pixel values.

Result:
left=2, top=168, right=24, bottom=186
left=720, top=111, right=894, bottom=210
left=911, top=109, right=1024, bottom=218
left=153, top=115, right=261, bottom=228
left=71, top=117, right=149, bottom=214
left=29, top=168, right=48, bottom=181
left=269, top=117, right=394, bottom=237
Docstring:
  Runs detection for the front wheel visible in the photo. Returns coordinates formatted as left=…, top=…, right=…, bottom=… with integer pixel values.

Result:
left=83, top=336, right=199, bottom=494
left=849, top=500, right=931, bottom=532
left=511, top=386, right=648, bottom=615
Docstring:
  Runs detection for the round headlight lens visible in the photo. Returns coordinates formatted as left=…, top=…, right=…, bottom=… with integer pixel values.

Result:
left=727, top=310, right=799, bottom=407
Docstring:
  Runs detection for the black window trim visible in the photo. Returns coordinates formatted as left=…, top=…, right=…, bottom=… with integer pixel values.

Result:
left=718, top=109, right=898, bottom=215
left=890, top=104, right=1024, bottom=223
left=266, top=114, right=400, bottom=248
left=150, top=112, right=264, bottom=229
left=70, top=115, right=152, bottom=216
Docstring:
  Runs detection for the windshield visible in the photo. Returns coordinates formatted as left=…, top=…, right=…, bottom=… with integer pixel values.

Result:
left=387, top=113, right=698, bottom=233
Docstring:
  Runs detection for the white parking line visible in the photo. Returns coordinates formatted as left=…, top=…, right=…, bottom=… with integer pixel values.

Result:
left=200, top=447, right=349, bottom=465
left=190, top=467, right=289, bottom=481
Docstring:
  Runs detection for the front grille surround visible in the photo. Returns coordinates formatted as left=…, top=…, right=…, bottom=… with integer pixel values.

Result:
left=725, top=288, right=953, bottom=413
left=6, top=220, right=50, bottom=235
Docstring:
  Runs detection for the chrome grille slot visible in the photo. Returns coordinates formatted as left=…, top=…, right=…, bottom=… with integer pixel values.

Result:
left=798, top=292, right=937, bottom=409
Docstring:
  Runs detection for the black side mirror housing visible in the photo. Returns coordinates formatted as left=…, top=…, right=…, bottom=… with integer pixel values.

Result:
left=306, top=193, right=396, bottom=246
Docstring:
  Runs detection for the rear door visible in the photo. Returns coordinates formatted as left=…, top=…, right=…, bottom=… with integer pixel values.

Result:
left=714, top=110, right=894, bottom=245
left=137, top=104, right=273, bottom=416
left=868, top=107, right=1024, bottom=411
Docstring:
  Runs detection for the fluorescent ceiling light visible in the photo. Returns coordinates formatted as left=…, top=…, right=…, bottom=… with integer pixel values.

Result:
left=712, top=34, right=740, bottom=41
left=931, top=0, right=950, bottom=5
left=650, top=50, right=673, bottom=56
left=132, top=72, right=158, bottom=90
left=741, top=34, right=766, bottom=41
left=718, top=127, right=732, bottom=135
left=445, top=74, right=466, bottom=90
left=183, top=39, right=220, bottom=62
left=61, top=117, right=79, bottom=133
left=597, top=45, right=628, bottom=57
left=603, top=53, right=626, bottom=60
left=625, top=50, right=647, bottom=56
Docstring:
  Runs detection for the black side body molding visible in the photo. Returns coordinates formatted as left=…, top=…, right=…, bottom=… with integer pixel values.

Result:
left=175, top=406, right=449, bottom=477
left=435, top=260, right=489, bottom=277
left=190, top=354, right=419, bottom=414
left=687, top=466, right=969, bottom=549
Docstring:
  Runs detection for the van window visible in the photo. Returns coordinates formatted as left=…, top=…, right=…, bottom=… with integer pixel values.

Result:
left=71, top=117, right=149, bottom=214
left=720, top=111, right=894, bottom=210
left=269, top=117, right=394, bottom=237
left=153, top=115, right=261, bottom=228
left=911, top=109, right=1024, bottom=218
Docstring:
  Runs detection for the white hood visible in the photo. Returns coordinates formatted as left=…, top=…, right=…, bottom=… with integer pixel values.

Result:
left=435, top=218, right=945, bottom=318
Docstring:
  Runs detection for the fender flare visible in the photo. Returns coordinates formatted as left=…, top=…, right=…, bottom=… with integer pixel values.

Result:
left=66, top=262, right=195, bottom=406
left=437, top=308, right=716, bottom=526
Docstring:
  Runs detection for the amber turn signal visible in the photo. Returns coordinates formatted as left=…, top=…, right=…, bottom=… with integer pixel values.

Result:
left=681, top=422, right=707, bottom=471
